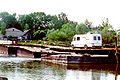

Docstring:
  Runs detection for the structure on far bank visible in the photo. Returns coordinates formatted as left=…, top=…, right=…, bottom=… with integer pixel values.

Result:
left=0, top=27, right=32, bottom=40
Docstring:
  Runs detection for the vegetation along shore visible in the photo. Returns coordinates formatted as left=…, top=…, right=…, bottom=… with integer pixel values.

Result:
left=0, top=12, right=119, bottom=47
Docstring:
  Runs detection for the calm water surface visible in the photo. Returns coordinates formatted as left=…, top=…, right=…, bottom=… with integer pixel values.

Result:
left=0, top=57, right=119, bottom=80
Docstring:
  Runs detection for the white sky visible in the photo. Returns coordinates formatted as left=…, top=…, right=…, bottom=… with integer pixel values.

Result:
left=0, top=0, right=120, bottom=29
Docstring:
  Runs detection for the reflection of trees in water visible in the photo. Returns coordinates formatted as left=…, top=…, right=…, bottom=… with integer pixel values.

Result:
left=67, top=64, right=120, bottom=73
left=115, top=64, right=118, bottom=80
left=39, top=61, right=67, bottom=80
left=91, top=69, right=108, bottom=80
left=92, top=70, right=101, bottom=80
left=67, top=64, right=120, bottom=80
left=0, top=62, right=17, bottom=72
left=0, top=61, right=67, bottom=80
left=0, top=60, right=120, bottom=80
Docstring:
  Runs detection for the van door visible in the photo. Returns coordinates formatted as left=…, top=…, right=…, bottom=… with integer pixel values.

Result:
left=93, top=36, right=102, bottom=46
left=75, top=37, right=81, bottom=47
left=97, top=36, right=102, bottom=46
left=76, top=36, right=86, bottom=47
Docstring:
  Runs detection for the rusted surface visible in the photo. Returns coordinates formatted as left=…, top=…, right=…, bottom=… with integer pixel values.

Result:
left=0, top=44, right=120, bottom=64
left=0, top=45, right=8, bottom=55
left=17, top=48, right=34, bottom=58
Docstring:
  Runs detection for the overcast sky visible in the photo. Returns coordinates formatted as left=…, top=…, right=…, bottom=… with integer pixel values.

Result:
left=0, top=0, right=120, bottom=29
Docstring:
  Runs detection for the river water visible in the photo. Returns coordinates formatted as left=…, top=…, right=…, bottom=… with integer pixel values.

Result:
left=0, top=57, right=119, bottom=80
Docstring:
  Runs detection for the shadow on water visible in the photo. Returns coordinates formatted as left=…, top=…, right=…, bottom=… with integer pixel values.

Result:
left=67, top=63, right=120, bottom=80
left=67, top=64, right=119, bottom=72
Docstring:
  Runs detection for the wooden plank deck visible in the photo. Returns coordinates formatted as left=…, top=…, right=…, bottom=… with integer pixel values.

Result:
left=0, top=44, right=119, bottom=64
left=14, top=45, right=119, bottom=55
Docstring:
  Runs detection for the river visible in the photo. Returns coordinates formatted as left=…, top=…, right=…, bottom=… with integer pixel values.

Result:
left=0, top=57, right=119, bottom=80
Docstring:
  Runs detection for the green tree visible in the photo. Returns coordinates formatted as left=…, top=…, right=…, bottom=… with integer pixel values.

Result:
left=33, top=30, right=46, bottom=40
left=98, top=18, right=116, bottom=44
left=0, top=12, right=9, bottom=19
left=0, top=12, right=22, bottom=30
left=0, top=22, right=6, bottom=35
left=58, top=12, right=68, bottom=21
left=76, top=23, right=91, bottom=34
left=18, top=12, right=48, bottom=39
left=18, top=12, right=48, bottom=30
left=24, top=24, right=29, bottom=30
left=84, top=19, right=92, bottom=28
left=47, top=29, right=59, bottom=41
left=18, top=12, right=70, bottom=40
left=98, top=18, right=112, bottom=30
left=47, top=15, right=64, bottom=30
left=47, top=22, right=76, bottom=41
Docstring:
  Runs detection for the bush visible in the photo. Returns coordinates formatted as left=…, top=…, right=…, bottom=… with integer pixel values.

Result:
left=46, top=22, right=76, bottom=41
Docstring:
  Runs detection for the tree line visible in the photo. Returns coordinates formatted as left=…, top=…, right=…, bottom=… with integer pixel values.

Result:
left=0, top=12, right=117, bottom=44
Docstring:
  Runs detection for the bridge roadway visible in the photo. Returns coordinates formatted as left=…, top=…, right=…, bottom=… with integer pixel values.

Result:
left=17, top=45, right=71, bottom=55
left=16, top=45, right=118, bottom=55
left=17, top=45, right=120, bottom=63
left=5, top=45, right=120, bottom=63
left=42, top=45, right=118, bottom=54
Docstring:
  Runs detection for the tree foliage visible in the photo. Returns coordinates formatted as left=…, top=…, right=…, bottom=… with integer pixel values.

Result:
left=18, top=12, right=69, bottom=39
left=47, top=22, right=77, bottom=41
left=76, top=23, right=91, bottom=34
left=0, top=22, right=6, bottom=35
left=98, top=18, right=116, bottom=44
left=0, top=11, right=117, bottom=45
left=0, top=12, right=22, bottom=30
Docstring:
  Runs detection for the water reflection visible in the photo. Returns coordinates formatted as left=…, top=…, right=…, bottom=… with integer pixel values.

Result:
left=67, top=64, right=120, bottom=80
left=0, top=57, right=66, bottom=80
left=0, top=57, right=119, bottom=80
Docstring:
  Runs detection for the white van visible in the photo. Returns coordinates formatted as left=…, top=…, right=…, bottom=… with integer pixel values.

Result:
left=71, top=32, right=102, bottom=48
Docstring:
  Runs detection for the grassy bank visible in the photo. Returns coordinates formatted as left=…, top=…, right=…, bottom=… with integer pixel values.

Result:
left=18, top=40, right=71, bottom=47
left=17, top=40, right=120, bottom=48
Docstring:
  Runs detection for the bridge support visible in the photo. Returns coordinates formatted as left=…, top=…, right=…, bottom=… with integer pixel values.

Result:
left=0, top=77, right=8, bottom=80
left=8, top=46, right=17, bottom=57
left=33, top=52, right=41, bottom=58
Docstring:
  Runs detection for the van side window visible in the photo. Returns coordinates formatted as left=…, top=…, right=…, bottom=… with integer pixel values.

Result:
left=74, top=37, right=76, bottom=41
left=77, top=37, right=80, bottom=41
left=93, top=36, right=96, bottom=40
left=98, top=36, right=101, bottom=40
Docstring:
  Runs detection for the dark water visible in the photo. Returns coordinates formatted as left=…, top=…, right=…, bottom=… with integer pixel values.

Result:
left=0, top=57, right=119, bottom=80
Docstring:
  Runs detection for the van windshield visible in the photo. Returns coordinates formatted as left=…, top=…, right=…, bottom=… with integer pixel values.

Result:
left=98, top=36, right=101, bottom=40
left=93, top=36, right=96, bottom=40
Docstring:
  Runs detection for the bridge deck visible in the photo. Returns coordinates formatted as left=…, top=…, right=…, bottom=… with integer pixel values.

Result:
left=3, top=44, right=120, bottom=64
left=15, top=45, right=119, bottom=55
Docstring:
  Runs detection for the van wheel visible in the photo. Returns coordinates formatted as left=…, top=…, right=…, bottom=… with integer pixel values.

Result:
left=84, top=45, right=88, bottom=49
